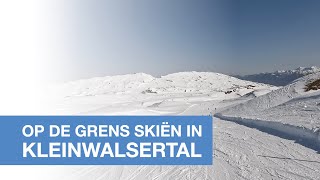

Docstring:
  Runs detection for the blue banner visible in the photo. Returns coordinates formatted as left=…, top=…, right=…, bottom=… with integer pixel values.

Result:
left=0, top=116, right=213, bottom=165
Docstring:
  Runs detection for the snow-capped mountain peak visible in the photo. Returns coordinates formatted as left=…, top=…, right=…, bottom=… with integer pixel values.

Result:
left=236, top=66, right=320, bottom=86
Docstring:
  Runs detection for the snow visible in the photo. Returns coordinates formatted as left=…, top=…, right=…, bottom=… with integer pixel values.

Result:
left=220, top=72, right=320, bottom=131
left=45, top=71, right=273, bottom=115
left=2, top=71, right=320, bottom=180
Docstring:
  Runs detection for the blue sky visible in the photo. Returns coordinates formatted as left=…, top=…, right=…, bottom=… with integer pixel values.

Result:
left=44, top=0, right=320, bottom=80
left=229, top=0, right=320, bottom=75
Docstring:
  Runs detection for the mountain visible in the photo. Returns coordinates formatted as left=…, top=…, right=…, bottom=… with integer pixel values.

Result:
left=235, top=66, right=320, bottom=86
left=57, top=71, right=272, bottom=98
left=48, top=71, right=274, bottom=115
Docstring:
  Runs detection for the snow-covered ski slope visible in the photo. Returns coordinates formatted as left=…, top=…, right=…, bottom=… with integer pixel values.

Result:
left=218, top=73, right=320, bottom=152
left=3, top=71, right=319, bottom=180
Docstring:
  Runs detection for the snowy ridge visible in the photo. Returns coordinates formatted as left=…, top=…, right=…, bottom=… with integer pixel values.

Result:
left=55, top=71, right=272, bottom=98
left=222, top=72, right=320, bottom=118
left=47, top=71, right=274, bottom=115
left=59, top=73, right=155, bottom=96
left=215, top=113, right=320, bottom=152
left=217, top=72, right=320, bottom=152
left=236, top=66, right=320, bottom=86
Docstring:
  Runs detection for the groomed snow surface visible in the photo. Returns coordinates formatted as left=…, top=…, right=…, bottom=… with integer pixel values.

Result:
left=2, top=71, right=320, bottom=180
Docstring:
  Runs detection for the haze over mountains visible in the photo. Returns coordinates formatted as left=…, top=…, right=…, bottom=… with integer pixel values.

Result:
left=235, top=66, right=320, bottom=86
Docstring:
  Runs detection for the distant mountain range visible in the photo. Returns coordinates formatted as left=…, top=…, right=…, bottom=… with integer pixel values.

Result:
left=235, top=66, right=320, bottom=86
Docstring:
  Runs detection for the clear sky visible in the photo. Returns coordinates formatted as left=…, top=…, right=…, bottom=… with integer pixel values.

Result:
left=9, top=0, right=319, bottom=81
left=228, top=0, right=320, bottom=75
left=48, top=0, right=230, bottom=80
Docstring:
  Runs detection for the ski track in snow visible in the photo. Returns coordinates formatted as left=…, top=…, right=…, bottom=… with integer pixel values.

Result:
left=215, top=113, right=320, bottom=153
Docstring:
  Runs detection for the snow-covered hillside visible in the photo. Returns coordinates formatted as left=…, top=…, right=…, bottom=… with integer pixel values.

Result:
left=220, top=72, right=320, bottom=128
left=236, top=66, right=320, bottom=86
left=217, top=72, right=320, bottom=151
left=57, top=72, right=270, bottom=97
left=47, top=72, right=274, bottom=115
left=14, top=71, right=320, bottom=180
